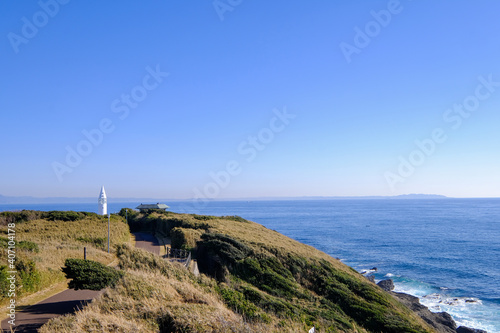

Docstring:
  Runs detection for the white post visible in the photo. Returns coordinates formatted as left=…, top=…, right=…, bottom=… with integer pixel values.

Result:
left=107, top=213, right=110, bottom=253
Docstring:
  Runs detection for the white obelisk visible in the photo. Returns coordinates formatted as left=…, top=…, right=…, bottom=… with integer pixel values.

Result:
left=98, top=186, right=107, bottom=216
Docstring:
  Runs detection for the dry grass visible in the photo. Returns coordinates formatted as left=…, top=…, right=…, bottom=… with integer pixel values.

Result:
left=41, top=245, right=305, bottom=332
left=23, top=211, right=434, bottom=332
left=0, top=213, right=130, bottom=308
left=135, top=212, right=436, bottom=332
left=16, top=214, right=129, bottom=265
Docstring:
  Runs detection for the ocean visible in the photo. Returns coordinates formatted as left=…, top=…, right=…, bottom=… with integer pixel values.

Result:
left=1, top=199, right=499, bottom=332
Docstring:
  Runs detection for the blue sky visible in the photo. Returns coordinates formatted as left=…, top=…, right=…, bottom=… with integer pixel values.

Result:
left=1, top=0, right=500, bottom=199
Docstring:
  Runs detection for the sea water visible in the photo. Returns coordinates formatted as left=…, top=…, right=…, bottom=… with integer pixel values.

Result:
left=2, top=199, right=499, bottom=332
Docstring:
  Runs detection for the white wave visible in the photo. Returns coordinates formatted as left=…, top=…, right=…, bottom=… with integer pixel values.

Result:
left=359, top=268, right=377, bottom=275
left=393, top=281, right=435, bottom=298
left=393, top=281, right=500, bottom=332
left=414, top=291, right=497, bottom=332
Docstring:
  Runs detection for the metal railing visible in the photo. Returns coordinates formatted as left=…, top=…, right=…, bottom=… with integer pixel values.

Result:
left=163, top=248, right=192, bottom=268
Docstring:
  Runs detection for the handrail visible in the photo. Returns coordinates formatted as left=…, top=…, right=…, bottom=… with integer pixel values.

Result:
left=163, top=247, right=192, bottom=268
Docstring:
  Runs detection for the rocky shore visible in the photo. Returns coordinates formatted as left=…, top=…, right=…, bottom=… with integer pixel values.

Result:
left=374, top=278, right=487, bottom=333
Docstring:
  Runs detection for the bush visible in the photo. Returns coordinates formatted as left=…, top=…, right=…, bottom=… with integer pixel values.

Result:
left=16, top=258, right=41, bottom=292
left=0, top=237, right=9, bottom=248
left=79, top=211, right=100, bottom=218
left=62, top=259, right=124, bottom=290
left=0, top=265, right=9, bottom=296
left=118, top=208, right=138, bottom=220
left=170, top=227, right=203, bottom=250
left=0, top=210, right=44, bottom=225
left=199, top=233, right=252, bottom=263
left=76, top=237, right=106, bottom=250
left=18, top=240, right=39, bottom=253
left=217, top=285, right=268, bottom=322
left=222, top=215, right=249, bottom=223
left=0, top=238, right=39, bottom=252
left=44, top=211, right=84, bottom=222
left=191, top=214, right=216, bottom=221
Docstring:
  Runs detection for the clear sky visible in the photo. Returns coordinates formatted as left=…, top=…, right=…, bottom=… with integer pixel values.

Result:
left=1, top=0, right=500, bottom=199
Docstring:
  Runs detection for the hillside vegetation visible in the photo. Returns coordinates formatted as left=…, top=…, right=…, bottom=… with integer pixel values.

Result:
left=0, top=210, right=130, bottom=304
left=43, top=210, right=435, bottom=332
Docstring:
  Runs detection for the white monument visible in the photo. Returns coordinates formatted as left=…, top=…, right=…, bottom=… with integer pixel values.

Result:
left=98, top=186, right=107, bottom=215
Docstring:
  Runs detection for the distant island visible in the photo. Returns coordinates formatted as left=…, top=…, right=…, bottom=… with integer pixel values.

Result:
left=0, top=194, right=449, bottom=204
left=388, top=194, right=448, bottom=200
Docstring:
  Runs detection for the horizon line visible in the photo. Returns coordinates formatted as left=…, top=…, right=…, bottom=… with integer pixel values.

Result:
left=2, top=193, right=500, bottom=203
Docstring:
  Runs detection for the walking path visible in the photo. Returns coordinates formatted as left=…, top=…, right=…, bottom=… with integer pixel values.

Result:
left=1, top=289, right=103, bottom=333
left=133, top=232, right=161, bottom=255
left=1, top=233, right=161, bottom=333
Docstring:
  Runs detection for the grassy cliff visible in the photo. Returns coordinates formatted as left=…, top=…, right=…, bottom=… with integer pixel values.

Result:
left=42, top=210, right=435, bottom=332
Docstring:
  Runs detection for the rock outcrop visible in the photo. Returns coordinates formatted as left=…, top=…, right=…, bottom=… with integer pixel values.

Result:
left=456, top=326, right=487, bottom=333
left=390, top=292, right=457, bottom=333
left=377, top=279, right=395, bottom=291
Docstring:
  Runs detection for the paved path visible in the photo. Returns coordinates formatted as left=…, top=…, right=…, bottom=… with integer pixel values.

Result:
left=133, top=232, right=161, bottom=255
left=1, top=289, right=103, bottom=333
left=1, top=233, right=161, bottom=333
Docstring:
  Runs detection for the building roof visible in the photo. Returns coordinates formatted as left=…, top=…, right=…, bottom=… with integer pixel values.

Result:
left=136, top=203, right=169, bottom=210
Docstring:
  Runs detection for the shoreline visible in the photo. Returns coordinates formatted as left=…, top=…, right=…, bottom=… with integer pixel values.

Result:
left=362, top=271, right=489, bottom=333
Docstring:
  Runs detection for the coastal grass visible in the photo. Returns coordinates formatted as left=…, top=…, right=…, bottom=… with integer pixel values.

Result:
left=41, top=245, right=291, bottom=333
left=61, top=210, right=434, bottom=332
left=5, top=208, right=438, bottom=332
left=0, top=210, right=130, bottom=306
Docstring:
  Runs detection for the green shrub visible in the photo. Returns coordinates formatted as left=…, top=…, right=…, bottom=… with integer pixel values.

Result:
left=118, top=208, right=138, bottom=220
left=79, top=211, right=100, bottom=218
left=44, top=211, right=84, bottom=222
left=0, top=265, right=9, bottom=296
left=76, top=236, right=106, bottom=250
left=0, top=210, right=44, bottom=225
left=234, top=256, right=299, bottom=298
left=0, top=237, right=9, bottom=248
left=199, top=233, right=252, bottom=263
left=222, top=215, right=249, bottom=223
left=170, top=227, right=203, bottom=250
left=62, top=259, right=124, bottom=290
left=217, top=285, right=263, bottom=322
left=191, top=214, right=216, bottom=221
left=0, top=238, right=39, bottom=252
left=18, top=240, right=39, bottom=253
left=16, top=258, right=41, bottom=292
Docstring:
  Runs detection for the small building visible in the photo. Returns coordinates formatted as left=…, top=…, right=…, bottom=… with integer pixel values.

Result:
left=136, top=203, right=169, bottom=212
